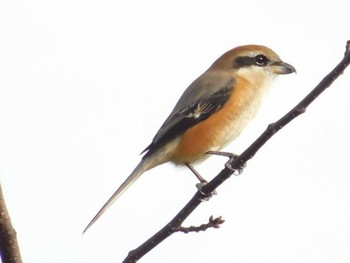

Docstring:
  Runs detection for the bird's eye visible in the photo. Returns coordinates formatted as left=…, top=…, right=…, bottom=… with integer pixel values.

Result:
left=254, top=54, right=268, bottom=67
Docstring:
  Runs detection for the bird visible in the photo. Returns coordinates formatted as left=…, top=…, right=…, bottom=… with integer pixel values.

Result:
left=84, top=44, right=295, bottom=232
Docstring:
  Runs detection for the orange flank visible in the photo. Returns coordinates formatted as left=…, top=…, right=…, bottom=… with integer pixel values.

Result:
left=171, top=77, right=259, bottom=164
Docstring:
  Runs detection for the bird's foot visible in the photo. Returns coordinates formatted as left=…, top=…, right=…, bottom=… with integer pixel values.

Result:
left=196, top=181, right=217, bottom=201
left=186, top=163, right=217, bottom=200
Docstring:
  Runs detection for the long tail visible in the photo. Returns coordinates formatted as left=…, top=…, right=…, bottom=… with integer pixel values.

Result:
left=83, top=158, right=154, bottom=233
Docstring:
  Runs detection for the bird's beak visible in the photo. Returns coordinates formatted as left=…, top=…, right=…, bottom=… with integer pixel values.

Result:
left=271, top=61, right=296, bottom=75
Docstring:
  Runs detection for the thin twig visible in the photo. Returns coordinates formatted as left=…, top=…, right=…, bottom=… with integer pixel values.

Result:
left=175, top=216, right=225, bottom=233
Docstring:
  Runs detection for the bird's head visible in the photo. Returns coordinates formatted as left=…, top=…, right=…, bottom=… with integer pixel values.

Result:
left=210, top=44, right=296, bottom=76
left=209, top=44, right=296, bottom=93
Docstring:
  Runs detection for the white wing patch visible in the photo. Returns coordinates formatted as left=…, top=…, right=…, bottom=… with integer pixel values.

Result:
left=187, top=102, right=215, bottom=119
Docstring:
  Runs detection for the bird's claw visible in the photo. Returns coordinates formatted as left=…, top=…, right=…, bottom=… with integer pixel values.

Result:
left=196, top=182, right=217, bottom=201
left=225, top=156, right=246, bottom=176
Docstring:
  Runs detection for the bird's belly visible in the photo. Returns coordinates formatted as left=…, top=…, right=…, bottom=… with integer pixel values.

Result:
left=171, top=84, right=262, bottom=164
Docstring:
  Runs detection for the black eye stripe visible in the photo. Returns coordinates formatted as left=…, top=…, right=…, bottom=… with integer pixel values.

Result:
left=233, top=54, right=269, bottom=69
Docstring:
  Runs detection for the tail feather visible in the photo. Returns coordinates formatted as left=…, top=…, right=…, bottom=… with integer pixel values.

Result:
left=83, top=159, right=152, bottom=233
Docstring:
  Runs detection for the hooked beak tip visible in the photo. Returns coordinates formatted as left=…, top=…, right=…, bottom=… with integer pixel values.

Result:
left=272, top=61, right=296, bottom=75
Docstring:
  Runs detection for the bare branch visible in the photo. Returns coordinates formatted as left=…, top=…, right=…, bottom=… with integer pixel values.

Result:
left=122, top=41, right=350, bottom=263
left=0, top=183, right=23, bottom=263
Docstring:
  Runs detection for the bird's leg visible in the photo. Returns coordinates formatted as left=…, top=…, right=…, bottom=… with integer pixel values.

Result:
left=185, top=163, right=207, bottom=184
left=205, top=150, right=238, bottom=159
left=185, top=163, right=217, bottom=200
left=206, top=150, right=245, bottom=175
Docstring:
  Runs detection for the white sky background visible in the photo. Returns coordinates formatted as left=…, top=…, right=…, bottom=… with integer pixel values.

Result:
left=0, top=1, right=350, bottom=262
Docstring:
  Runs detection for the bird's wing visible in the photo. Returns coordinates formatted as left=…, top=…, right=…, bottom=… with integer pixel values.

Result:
left=141, top=71, right=235, bottom=159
